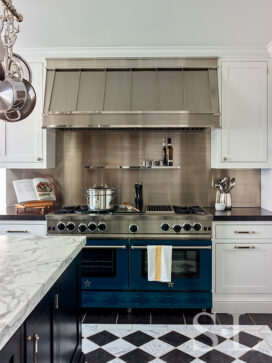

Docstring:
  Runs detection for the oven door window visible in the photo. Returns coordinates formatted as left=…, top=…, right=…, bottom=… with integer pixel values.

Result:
left=142, top=249, right=200, bottom=279
left=82, top=248, right=116, bottom=278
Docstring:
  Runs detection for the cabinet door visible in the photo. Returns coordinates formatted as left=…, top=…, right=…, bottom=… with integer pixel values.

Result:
left=0, top=62, right=44, bottom=165
left=0, top=329, right=21, bottom=363
left=26, top=294, right=54, bottom=363
left=56, top=255, right=81, bottom=363
left=216, top=243, right=272, bottom=294
left=221, top=61, right=268, bottom=163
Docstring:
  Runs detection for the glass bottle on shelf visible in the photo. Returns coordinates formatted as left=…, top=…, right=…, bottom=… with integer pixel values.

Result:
left=162, top=138, right=167, bottom=166
left=166, top=138, right=173, bottom=166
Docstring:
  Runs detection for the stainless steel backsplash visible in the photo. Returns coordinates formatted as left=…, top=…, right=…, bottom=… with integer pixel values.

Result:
left=6, top=129, right=260, bottom=208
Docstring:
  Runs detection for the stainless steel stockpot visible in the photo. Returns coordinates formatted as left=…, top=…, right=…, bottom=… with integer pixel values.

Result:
left=83, top=184, right=116, bottom=211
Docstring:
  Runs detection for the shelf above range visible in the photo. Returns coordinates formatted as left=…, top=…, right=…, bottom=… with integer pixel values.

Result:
left=84, top=165, right=181, bottom=170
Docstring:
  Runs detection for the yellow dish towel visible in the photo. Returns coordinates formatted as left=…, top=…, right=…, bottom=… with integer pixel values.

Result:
left=147, top=245, right=172, bottom=282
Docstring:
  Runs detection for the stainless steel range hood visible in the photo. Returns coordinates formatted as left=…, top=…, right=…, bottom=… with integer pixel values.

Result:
left=43, top=58, right=220, bottom=129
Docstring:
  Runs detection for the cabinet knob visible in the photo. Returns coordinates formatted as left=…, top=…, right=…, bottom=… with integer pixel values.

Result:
left=37, top=157, right=42, bottom=161
left=223, top=157, right=228, bottom=161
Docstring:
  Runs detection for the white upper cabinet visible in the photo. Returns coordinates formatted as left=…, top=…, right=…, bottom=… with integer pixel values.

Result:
left=211, top=60, right=271, bottom=168
left=0, top=61, right=55, bottom=169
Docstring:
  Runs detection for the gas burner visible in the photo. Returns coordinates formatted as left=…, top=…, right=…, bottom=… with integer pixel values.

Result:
left=54, top=205, right=77, bottom=214
left=173, top=206, right=206, bottom=215
left=54, top=205, right=117, bottom=215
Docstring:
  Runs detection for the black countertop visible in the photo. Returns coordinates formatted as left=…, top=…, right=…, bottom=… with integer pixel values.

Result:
left=206, top=207, right=272, bottom=221
left=1, top=206, right=272, bottom=222
left=0, top=207, right=47, bottom=220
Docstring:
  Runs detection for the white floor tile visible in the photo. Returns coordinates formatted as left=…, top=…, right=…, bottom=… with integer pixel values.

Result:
left=82, top=338, right=99, bottom=354
left=254, top=340, right=272, bottom=357
left=216, top=339, right=250, bottom=359
left=103, top=338, right=135, bottom=357
left=178, top=339, right=212, bottom=358
left=82, top=324, right=98, bottom=338
left=140, top=339, right=174, bottom=357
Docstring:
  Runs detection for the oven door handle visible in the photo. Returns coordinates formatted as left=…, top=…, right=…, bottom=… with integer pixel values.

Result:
left=130, top=246, right=211, bottom=250
left=84, top=245, right=127, bottom=249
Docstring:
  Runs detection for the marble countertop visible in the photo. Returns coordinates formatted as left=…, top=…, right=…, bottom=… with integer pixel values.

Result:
left=206, top=207, right=272, bottom=221
left=0, top=235, right=86, bottom=351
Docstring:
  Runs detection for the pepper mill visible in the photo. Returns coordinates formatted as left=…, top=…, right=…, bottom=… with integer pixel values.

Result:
left=134, top=183, right=143, bottom=211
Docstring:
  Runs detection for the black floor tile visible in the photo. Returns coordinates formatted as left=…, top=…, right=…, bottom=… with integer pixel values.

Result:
left=250, top=314, right=272, bottom=326
left=87, top=330, right=118, bottom=346
left=120, top=348, right=154, bottom=363
left=217, top=313, right=255, bottom=325
left=85, top=348, right=115, bottom=363
left=195, top=332, right=225, bottom=347
left=151, top=309, right=184, bottom=324
left=117, top=309, right=151, bottom=324
left=184, top=310, right=220, bottom=324
left=84, top=309, right=118, bottom=324
left=240, top=349, right=272, bottom=363
left=161, top=349, right=194, bottom=363
left=200, top=349, right=234, bottom=363
left=123, top=331, right=153, bottom=347
left=159, top=331, right=190, bottom=346
left=231, top=331, right=263, bottom=347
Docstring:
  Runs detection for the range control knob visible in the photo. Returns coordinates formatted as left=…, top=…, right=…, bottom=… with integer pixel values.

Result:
left=56, top=222, right=65, bottom=232
left=66, top=222, right=75, bottom=232
left=129, top=224, right=138, bottom=233
left=161, top=223, right=170, bottom=232
left=193, top=223, right=202, bottom=231
left=98, top=222, right=107, bottom=232
left=173, top=224, right=182, bottom=233
left=183, top=223, right=192, bottom=232
left=88, top=222, right=97, bottom=232
left=78, top=223, right=87, bottom=233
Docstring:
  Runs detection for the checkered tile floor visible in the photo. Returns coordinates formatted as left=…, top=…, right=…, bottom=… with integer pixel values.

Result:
left=82, top=323, right=272, bottom=362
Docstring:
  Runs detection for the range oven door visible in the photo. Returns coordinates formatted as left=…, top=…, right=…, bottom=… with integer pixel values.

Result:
left=129, top=240, right=211, bottom=291
left=81, top=239, right=129, bottom=290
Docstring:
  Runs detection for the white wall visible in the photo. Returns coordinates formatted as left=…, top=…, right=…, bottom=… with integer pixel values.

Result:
left=0, top=169, right=6, bottom=213
left=14, top=0, right=272, bottom=49
left=261, top=170, right=272, bottom=211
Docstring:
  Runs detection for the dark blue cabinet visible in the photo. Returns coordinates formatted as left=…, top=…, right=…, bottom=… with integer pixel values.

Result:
left=0, top=329, right=22, bottom=363
left=0, top=254, right=83, bottom=363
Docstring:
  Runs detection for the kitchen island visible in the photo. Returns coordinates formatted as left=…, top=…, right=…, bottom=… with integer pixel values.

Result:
left=0, top=235, right=86, bottom=362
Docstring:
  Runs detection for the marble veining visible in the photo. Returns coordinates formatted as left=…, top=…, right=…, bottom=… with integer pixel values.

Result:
left=0, top=235, right=86, bottom=351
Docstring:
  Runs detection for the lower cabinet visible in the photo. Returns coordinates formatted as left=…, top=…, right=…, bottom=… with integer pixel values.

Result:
left=213, top=221, right=272, bottom=313
left=0, top=254, right=82, bottom=363
left=0, top=329, right=22, bottom=363
left=215, top=243, right=272, bottom=294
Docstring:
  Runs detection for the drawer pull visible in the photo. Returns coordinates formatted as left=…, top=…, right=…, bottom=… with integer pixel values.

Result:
left=234, top=231, right=256, bottom=234
left=234, top=245, right=256, bottom=249
left=6, top=230, right=29, bottom=233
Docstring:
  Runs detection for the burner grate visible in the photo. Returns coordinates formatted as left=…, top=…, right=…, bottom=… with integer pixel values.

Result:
left=146, top=205, right=174, bottom=214
left=173, top=206, right=206, bottom=215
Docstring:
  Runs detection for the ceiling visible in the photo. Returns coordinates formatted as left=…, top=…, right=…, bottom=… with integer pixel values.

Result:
left=14, top=0, right=272, bottom=49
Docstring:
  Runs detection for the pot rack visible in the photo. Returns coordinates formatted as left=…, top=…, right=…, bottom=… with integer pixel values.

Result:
left=0, top=0, right=23, bottom=22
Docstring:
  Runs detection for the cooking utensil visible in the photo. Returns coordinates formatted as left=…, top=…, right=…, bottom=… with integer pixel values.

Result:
left=8, top=53, right=32, bottom=83
left=0, top=76, right=26, bottom=121
left=82, top=184, right=116, bottom=211
left=228, top=177, right=236, bottom=193
left=0, top=78, right=35, bottom=122
left=123, top=202, right=140, bottom=213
